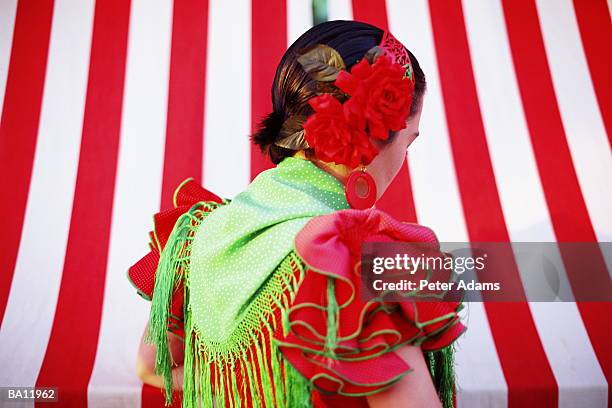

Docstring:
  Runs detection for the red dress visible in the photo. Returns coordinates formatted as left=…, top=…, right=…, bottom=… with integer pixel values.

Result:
left=128, top=180, right=466, bottom=407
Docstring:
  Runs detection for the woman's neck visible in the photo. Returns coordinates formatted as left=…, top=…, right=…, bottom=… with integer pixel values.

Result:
left=292, top=151, right=351, bottom=184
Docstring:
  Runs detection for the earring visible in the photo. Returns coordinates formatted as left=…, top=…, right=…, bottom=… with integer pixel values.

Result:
left=345, top=166, right=377, bottom=209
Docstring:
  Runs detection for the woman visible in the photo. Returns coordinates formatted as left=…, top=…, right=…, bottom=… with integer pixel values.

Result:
left=128, top=20, right=465, bottom=408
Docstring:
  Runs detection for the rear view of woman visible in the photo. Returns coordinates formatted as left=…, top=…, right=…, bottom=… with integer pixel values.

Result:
left=128, top=20, right=466, bottom=408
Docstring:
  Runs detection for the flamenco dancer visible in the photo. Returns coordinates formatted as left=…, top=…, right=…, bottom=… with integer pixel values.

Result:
left=128, top=20, right=466, bottom=408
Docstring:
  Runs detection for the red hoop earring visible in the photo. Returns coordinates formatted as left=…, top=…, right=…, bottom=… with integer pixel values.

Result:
left=345, top=167, right=377, bottom=209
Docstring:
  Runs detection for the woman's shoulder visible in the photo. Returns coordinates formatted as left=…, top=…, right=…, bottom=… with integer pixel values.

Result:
left=294, top=207, right=440, bottom=272
left=144, top=177, right=226, bottom=259
left=273, top=208, right=465, bottom=399
left=126, top=178, right=227, bottom=337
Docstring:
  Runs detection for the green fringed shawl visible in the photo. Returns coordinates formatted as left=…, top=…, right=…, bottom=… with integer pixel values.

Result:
left=144, top=156, right=460, bottom=408
left=146, top=157, right=349, bottom=407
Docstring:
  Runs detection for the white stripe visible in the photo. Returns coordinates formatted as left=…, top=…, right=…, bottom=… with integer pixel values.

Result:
left=86, top=0, right=172, bottom=406
left=327, top=0, right=352, bottom=21
left=386, top=2, right=468, bottom=243
left=0, top=0, right=94, bottom=394
left=287, top=0, right=312, bottom=45
left=461, top=0, right=554, bottom=243
left=460, top=0, right=575, bottom=297
left=536, top=0, right=612, bottom=275
left=462, top=0, right=608, bottom=406
left=386, top=1, right=508, bottom=406
left=0, top=0, right=17, bottom=114
left=203, top=0, right=251, bottom=198
left=455, top=303, right=508, bottom=408
left=530, top=303, right=608, bottom=407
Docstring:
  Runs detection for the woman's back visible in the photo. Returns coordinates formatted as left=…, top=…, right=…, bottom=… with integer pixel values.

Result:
left=129, top=19, right=466, bottom=408
left=130, top=163, right=464, bottom=407
left=180, top=157, right=350, bottom=407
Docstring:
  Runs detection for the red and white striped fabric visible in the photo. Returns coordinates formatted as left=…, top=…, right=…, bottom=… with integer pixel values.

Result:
left=0, top=1, right=609, bottom=407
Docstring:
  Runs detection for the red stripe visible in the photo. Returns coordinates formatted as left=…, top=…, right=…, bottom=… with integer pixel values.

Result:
left=35, top=1, right=131, bottom=406
left=351, top=0, right=387, bottom=29
left=428, top=1, right=558, bottom=406
left=577, top=302, right=612, bottom=407
left=160, top=0, right=209, bottom=210
left=351, top=0, right=417, bottom=222
left=142, top=384, right=183, bottom=408
left=377, top=159, right=417, bottom=222
left=572, top=0, right=612, bottom=148
left=147, top=2, right=210, bottom=406
left=502, top=0, right=612, bottom=404
left=250, top=0, right=287, bottom=179
left=0, top=0, right=53, bottom=326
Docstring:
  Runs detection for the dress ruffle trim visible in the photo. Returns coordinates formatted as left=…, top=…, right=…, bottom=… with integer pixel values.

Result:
left=274, top=208, right=466, bottom=399
left=127, top=178, right=223, bottom=339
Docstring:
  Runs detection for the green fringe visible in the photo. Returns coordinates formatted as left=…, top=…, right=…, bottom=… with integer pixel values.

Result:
left=284, top=358, right=313, bottom=408
left=179, top=251, right=313, bottom=408
left=426, top=343, right=457, bottom=408
left=145, top=201, right=220, bottom=406
left=324, top=277, right=338, bottom=358
left=182, top=276, right=197, bottom=408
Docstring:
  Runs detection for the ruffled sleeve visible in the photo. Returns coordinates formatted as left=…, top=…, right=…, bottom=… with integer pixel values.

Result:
left=127, top=178, right=224, bottom=339
left=274, top=208, right=466, bottom=404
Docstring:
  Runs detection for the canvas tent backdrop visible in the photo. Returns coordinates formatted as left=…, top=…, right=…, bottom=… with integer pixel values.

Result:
left=0, top=0, right=610, bottom=407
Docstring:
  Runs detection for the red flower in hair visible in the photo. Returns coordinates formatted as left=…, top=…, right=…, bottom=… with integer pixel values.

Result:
left=303, top=94, right=378, bottom=168
left=335, top=54, right=414, bottom=140
left=295, top=42, right=414, bottom=167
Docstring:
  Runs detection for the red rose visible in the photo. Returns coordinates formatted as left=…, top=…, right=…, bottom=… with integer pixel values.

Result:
left=304, top=94, right=378, bottom=167
left=334, top=57, right=374, bottom=95
left=335, top=55, right=414, bottom=140
left=367, top=56, right=414, bottom=132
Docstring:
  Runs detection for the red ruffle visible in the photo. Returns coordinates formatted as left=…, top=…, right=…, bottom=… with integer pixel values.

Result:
left=275, top=208, right=466, bottom=402
left=127, top=178, right=223, bottom=339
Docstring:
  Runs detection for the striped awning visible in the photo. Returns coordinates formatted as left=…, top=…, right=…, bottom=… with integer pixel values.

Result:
left=0, top=0, right=609, bottom=407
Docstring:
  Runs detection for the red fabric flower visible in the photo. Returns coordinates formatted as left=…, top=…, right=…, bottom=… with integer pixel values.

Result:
left=303, top=53, right=413, bottom=167
left=303, top=93, right=378, bottom=168
left=335, top=55, right=414, bottom=140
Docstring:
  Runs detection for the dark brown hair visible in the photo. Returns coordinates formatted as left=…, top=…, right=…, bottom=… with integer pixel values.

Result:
left=251, top=20, right=427, bottom=164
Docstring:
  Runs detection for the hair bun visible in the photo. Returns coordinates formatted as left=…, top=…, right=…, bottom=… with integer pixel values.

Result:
left=251, top=110, right=285, bottom=154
